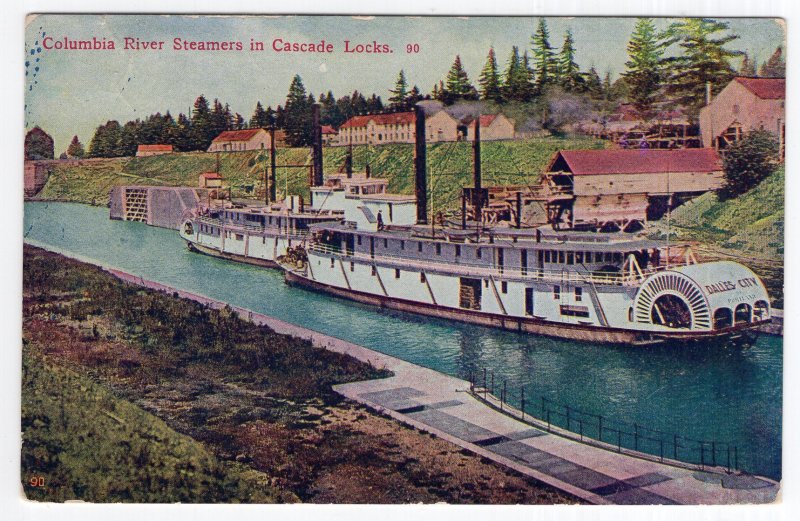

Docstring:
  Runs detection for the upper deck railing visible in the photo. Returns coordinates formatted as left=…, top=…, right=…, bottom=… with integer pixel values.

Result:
left=196, top=216, right=310, bottom=239
left=307, top=242, right=671, bottom=286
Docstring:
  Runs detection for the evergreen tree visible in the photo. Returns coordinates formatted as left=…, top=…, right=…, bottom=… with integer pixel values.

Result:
left=118, top=121, right=139, bottom=157
left=366, top=94, right=384, bottom=113
left=443, top=55, right=478, bottom=104
left=622, top=18, right=670, bottom=118
left=24, top=127, right=55, bottom=160
left=407, top=85, right=422, bottom=107
left=531, top=18, right=557, bottom=94
left=283, top=75, right=313, bottom=147
left=388, top=70, right=409, bottom=109
left=172, top=113, right=193, bottom=152
left=558, top=29, right=585, bottom=92
left=521, top=51, right=537, bottom=100
left=250, top=101, right=269, bottom=128
left=66, top=135, right=85, bottom=158
left=233, top=113, right=245, bottom=130
left=739, top=52, right=757, bottom=76
left=585, top=66, right=603, bottom=98
left=759, top=47, right=785, bottom=77
left=665, top=18, right=742, bottom=119
left=478, top=47, right=503, bottom=102
left=190, top=95, right=213, bottom=151
left=88, top=121, right=122, bottom=158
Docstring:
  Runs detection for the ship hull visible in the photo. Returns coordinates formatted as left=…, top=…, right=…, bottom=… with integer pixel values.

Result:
left=284, top=270, right=766, bottom=346
left=185, top=240, right=279, bottom=268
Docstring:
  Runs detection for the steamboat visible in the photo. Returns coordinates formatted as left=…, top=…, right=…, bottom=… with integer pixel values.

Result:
left=280, top=107, right=771, bottom=345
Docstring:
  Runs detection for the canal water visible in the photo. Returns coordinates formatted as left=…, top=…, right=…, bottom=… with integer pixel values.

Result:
left=23, top=202, right=782, bottom=479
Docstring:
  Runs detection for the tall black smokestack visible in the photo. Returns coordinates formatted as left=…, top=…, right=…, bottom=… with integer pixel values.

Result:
left=312, top=103, right=323, bottom=187
left=472, top=116, right=483, bottom=214
left=269, top=127, right=277, bottom=203
left=346, top=144, right=353, bottom=178
left=414, top=105, right=428, bottom=225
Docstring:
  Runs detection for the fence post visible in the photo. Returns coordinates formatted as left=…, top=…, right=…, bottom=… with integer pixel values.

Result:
left=660, top=439, right=664, bottom=462
left=579, top=419, right=583, bottom=441
left=566, top=405, right=571, bottom=431
left=727, top=446, right=731, bottom=473
left=598, top=415, right=603, bottom=442
left=711, top=441, right=716, bottom=467
left=634, top=424, right=639, bottom=452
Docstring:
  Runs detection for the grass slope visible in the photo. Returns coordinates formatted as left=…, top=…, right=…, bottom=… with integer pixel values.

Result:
left=663, top=166, right=784, bottom=258
left=21, top=350, right=283, bottom=503
left=35, top=136, right=606, bottom=210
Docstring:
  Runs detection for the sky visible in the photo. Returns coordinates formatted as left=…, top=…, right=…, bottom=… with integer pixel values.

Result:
left=24, top=14, right=785, bottom=153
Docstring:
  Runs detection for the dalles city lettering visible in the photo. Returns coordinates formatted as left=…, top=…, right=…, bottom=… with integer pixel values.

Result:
left=705, top=277, right=760, bottom=295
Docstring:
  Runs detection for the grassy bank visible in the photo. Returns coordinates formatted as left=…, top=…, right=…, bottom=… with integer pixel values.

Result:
left=22, top=351, right=285, bottom=503
left=648, top=166, right=784, bottom=306
left=22, top=245, right=577, bottom=504
left=33, top=136, right=606, bottom=210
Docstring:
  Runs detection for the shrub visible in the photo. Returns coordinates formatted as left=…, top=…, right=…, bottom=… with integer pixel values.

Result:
left=719, top=130, right=780, bottom=201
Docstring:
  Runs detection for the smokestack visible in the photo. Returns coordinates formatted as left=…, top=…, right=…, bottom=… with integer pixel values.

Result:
left=705, top=82, right=712, bottom=106
left=312, top=104, right=323, bottom=187
left=414, top=105, right=428, bottom=225
left=346, top=144, right=353, bottom=178
left=269, top=127, right=277, bottom=203
left=472, top=117, right=482, bottom=213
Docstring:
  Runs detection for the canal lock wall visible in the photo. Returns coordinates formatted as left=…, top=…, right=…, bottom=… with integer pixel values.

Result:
left=109, top=185, right=202, bottom=230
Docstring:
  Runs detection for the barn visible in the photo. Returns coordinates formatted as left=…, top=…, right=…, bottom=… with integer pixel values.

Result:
left=207, top=128, right=284, bottom=152
left=699, top=77, right=785, bottom=155
left=539, top=148, right=724, bottom=230
left=464, top=114, right=516, bottom=141
left=136, top=144, right=173, bottom=157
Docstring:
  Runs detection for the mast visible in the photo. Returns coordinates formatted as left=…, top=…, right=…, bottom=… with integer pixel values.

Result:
left=269, top=126, right=277, bottom=203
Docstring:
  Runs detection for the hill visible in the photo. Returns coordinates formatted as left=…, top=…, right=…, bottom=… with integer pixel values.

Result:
left=32, top=136, right=607, bottom=210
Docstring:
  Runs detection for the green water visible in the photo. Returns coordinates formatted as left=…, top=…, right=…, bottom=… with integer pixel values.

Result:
left=23, top=202, right=783, bottom=479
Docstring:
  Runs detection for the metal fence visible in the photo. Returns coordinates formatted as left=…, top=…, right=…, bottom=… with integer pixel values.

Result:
left=468, top=367, right=740, bottom=474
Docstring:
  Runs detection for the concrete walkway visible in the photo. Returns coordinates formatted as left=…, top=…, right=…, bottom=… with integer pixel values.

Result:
left=101, top=267, right=780, bottom=505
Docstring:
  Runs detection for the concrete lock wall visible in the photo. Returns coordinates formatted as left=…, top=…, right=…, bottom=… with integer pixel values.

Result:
left=110, top=185, right=200, bottom=230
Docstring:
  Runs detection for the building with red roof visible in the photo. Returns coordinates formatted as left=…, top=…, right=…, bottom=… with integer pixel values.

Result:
left=541, top=148, right=724, bottom=229
left=699, top=77, right=785, bottom=153
left=208, top=128, right=287, bottom=152
left=320, top=125, right=338, bottom=146
left=136, top=144, right=173, bottom=157
left=464, top=113, right=516, bottom=141
left=335, top=110, right=460, bottom=146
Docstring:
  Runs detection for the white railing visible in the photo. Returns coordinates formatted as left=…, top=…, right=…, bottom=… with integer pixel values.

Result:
left=307, top=242, right=663, bottom=286
left=195, top=216, right=310, bottom=238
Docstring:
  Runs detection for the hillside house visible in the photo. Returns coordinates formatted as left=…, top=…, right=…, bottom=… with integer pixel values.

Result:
left=699, top=77, right=785, bottom=154
left=208, top=128, right=275, bottom=152
left=136, top=144, right=173, bottom=157
left=321, top=125, right=338, bottom=146
left=513, top=149, right=724, bottom=230
left=464, top=114, right=516, bottom=141
left=335, top=110, right=460, bottom=146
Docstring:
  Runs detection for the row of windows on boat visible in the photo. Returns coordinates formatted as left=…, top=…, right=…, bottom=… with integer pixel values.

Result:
left=346, top=233, right=626, bottom=265
left=212, top=212, right=313, bottom=230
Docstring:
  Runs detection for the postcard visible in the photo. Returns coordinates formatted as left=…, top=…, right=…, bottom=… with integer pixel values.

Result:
left=21, top=13, right=785, bottom=506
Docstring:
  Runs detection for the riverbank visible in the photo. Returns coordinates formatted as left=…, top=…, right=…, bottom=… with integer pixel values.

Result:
left=22, top=245, right=577, bottom=504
